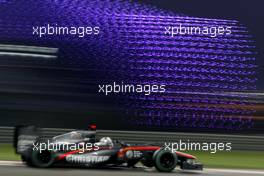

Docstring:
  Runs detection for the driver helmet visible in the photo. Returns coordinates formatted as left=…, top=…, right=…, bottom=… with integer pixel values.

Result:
left=100, top=137, right=113, bottom=147
left=70, top=132, right=82, bottom=139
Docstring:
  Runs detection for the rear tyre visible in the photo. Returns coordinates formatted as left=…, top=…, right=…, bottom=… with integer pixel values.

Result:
left=31, top=149, right=55, bottom=168
left=153, top=149, right=177, bottom=172
left=30, top=137, right=55, bottom=168
left=21, top=155, right=33, bottom=167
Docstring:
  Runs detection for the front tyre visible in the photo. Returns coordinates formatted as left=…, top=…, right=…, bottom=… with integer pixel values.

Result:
left=153, top=149, right=177, bottom=172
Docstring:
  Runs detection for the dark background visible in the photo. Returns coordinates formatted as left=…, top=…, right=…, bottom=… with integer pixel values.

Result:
left=139, top=0, right=264, bottom=90
left=0, top=0, right=263, bottom=133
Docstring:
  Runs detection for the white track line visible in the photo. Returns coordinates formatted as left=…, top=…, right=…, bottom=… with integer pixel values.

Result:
left=1, top=160, right=264, bottom=175
left=206, top=168, right=264, bottom=175
left=0, top=161, right=23, bottom=166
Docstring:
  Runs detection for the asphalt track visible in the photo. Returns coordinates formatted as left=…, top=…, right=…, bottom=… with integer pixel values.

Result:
left=0, top=161, right=264, bottom=176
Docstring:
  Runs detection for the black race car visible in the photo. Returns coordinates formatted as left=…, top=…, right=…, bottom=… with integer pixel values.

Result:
left=14, top=125, right=203, bottom=172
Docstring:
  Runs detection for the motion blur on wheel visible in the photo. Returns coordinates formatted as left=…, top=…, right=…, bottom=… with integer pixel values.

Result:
left=14, top=125, right=203, bottom=172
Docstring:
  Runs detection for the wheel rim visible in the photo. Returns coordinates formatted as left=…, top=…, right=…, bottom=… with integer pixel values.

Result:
left=36, top=150, right=52, bottom=164
left=160, top=153, right=174, bottom=168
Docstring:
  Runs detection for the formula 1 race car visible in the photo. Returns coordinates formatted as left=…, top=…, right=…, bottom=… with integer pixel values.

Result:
left=13, top=125, right=203, bottom=172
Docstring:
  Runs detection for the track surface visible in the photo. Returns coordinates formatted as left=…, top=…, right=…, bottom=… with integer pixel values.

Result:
left=0, top=161, right=264, bottom=176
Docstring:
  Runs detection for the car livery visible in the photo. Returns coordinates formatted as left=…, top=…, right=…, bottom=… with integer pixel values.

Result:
left=14, top=125, right=203, bottom=172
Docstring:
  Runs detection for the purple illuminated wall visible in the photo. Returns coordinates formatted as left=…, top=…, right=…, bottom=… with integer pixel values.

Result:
left=0, top=0, right=257, bottom=131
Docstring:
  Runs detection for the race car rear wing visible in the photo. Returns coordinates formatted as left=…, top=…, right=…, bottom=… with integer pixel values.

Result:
left=13, top=125, right=40, bottom=154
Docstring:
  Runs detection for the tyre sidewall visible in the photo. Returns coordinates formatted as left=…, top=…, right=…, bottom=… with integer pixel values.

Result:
left=31, top=148, right=55, bottom=168
left=153, top=149, right=177, bottom=172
